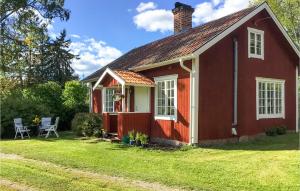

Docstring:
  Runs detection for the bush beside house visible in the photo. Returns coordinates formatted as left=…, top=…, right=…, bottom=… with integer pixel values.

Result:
left=71, top=113, right=103, bottom=137
left=0, top=80, right=89, bottom=138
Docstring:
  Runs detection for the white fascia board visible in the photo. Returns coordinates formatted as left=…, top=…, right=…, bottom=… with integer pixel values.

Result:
left=92, top=68, right=125, bottom=90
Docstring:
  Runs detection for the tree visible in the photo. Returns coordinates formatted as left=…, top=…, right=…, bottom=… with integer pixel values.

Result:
left=37, top=30, right=78, bottom=85
left=0, top=0, right=71, bottom=86
left=250, top=0, right=300, bottom=49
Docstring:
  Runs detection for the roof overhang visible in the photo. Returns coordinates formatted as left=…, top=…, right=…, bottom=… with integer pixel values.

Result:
left=92, top=68, right=155, bottom=90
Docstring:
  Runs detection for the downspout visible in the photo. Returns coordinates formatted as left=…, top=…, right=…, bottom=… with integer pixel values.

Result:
left=179, top=58, right=194, bottom=145
left=232, top=38, right=238, bottom=136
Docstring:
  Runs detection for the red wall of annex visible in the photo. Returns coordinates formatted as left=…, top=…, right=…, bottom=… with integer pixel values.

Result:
left=198, top=10, right=298, bottom=141
left=141, top=61, right=191, bottom=143
left=92, top=89, right=102, bottom=113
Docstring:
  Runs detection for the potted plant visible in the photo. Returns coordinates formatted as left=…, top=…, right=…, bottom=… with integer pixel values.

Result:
left=128, top=130, right=135, bottom=145
left=140, top=134, right=149, bottom=148
left=135, top=132, right=142, bottom=146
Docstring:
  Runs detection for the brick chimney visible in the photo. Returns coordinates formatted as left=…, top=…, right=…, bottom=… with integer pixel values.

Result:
left=172, top=2, right=194, bottom=34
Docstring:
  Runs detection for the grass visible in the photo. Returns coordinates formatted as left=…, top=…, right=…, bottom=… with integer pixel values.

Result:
left=0, top=132, right=299, bottom=191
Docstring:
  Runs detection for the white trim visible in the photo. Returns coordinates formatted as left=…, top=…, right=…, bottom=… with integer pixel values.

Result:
left=102, top=87, right=106, bottom=113
left=154, top=74, right=178, bottom=81
left=93, top=68, right=125, bottom=90
left=191, top=57, right=199, bottom=144
left=296, top=66, right=299, bottom=132
left=154, top=74, right=178, bottom=121
left=127, top=87, right=130, bottom=112
left=248, top=27, right=264, bottom=60
left=121, top=85, right=125, bottom=112
left=87, top=83, right=93, bottom=113
left=256, top=77, right=285, bottom=120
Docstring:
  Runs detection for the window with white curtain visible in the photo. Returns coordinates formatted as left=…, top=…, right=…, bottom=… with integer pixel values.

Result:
left=104, top=88, right=114, bottom=112
left=256, top=77, right=285, bottom=119
left=154, top=75, right=177, bottom=120
left=248, top=27, right=264, bottom=59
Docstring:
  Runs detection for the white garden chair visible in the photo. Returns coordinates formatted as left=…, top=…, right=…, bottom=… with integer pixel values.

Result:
left=39, top=117, right=52, bottom=136
left=14, top=118, right=30, bottom=139
left=44, top=117, right=59, bottom=138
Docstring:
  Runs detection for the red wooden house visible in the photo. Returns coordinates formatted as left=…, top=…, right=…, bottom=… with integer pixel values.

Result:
left=82, top=2, right=299, bottom=145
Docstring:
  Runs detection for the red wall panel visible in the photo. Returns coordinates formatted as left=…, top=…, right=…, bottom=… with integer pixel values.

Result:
left=198, top=10, right=298, bottom=140
left=117, top=113, right=151, bottom=139
left=141, top=61, right=191, bottom=143
left=92, top=89, right=102, bottom=113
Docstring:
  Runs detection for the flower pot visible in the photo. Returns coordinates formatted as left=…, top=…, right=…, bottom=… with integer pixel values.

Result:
left=129, top=140, right=136, bottom=146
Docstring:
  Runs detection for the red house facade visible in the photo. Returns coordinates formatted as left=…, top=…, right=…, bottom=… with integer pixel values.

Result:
left=82, top=2, right=299, bottom=145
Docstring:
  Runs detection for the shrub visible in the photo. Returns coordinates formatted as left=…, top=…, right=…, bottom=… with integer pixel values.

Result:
left=276, top=125, right=287, bottom=135
left=265, top=127, right=277, bottom=136
left=140, top=134, right=149, bottom=145
left=128, top=130, right=135, bottom=141
left=71, top=113, right=102, bottom=137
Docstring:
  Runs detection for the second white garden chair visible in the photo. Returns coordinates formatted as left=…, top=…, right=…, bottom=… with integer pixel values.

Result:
left=39, top=117, right=52, bottom=136
left=44, top=117, right=59, bottom=138
left=14, top=118, right=30, bottom=139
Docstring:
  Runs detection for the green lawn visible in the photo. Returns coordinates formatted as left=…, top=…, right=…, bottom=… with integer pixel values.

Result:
left=0, top=132, right=299, bottom=191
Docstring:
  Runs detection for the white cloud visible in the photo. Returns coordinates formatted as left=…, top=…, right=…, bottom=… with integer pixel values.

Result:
left=193, top=0, right=249, bottom=25
left=133, top=9, right=173, bottom=32
left=70, top=38, right=122, bottom=78
left=70, top=34, right=81, bottom=39
left=136, top=2, right=157, bottom=12
left=133, top=0, right=249, bottom=33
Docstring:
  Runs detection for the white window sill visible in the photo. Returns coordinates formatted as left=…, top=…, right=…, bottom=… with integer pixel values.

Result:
left=154, top=115, right=177, bottom=121
left=257, top=114, right=285, bottom=120
left=249, top=54, right=264, bottom=60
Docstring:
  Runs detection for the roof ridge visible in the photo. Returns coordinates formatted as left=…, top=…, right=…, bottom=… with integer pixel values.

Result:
left=82, top=4, right=260, bottom=82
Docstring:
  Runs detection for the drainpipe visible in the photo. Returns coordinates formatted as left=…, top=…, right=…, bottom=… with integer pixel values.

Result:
left=180, top=58, right=198, bottom=145
left=232, top=38, right=238, bottom=136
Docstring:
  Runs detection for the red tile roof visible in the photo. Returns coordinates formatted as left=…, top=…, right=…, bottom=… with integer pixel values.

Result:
left=83, top=5, right=258, bottom=81
left=113, top=70, right=154, bottom=86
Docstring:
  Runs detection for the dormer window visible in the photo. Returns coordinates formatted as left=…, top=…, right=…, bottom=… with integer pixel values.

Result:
left=248, top=27, right=264, bottom=60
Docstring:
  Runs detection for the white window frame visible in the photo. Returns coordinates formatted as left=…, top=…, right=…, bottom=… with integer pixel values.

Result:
left=256, top=77, right=285, bottom=120
left=154, top=74, right=178, bottom=121
left=248, top=27, right=264, bottom=60
left=102, top=87, right=115, bottom=112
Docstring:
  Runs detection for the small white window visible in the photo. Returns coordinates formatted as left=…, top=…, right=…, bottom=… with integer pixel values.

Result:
left=154, top=75, right=178, bottom=120
left=248, top=27, right=264, bottom=60
left=104, top=88, right=115, bottom=112
left=256, top=77, right=285, bottom=119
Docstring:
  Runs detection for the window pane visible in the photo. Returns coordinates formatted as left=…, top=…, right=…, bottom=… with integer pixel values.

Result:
left=156, top=79, right=176, bottom=117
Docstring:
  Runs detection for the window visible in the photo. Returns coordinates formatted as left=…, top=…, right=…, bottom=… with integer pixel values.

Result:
left=248, top=27, right=264, bottom=59
left=154, top=75, right=178, bottom=120
left=104, top=88, right=114, bottom=112
left=256, top=77, right=285, bottom=119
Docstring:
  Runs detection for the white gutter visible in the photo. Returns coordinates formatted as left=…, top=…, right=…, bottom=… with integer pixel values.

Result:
left=131, top=54, right=195, bottom=72
left=179, top=58, right=198, bottom=145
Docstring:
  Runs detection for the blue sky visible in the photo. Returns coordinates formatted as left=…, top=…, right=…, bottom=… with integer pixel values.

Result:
left=49, top=0, right=249, bottom=78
